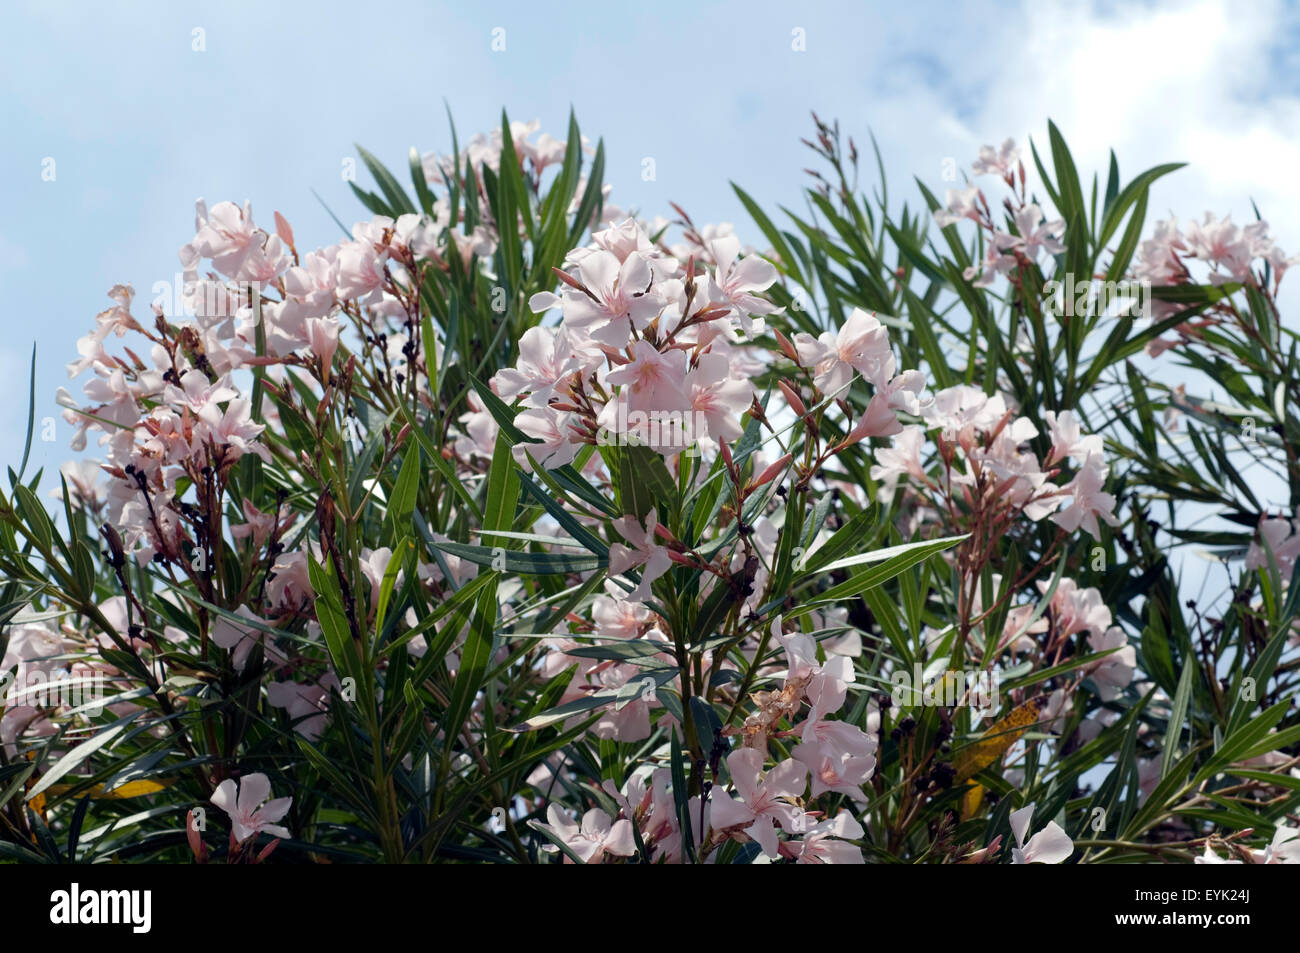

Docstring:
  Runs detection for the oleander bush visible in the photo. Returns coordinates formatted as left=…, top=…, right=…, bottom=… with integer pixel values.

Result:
left=1, top=110, right=1297, bottom=864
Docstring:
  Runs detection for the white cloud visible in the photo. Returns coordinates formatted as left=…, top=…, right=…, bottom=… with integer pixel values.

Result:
left=870, top=0, right=1300, bottom=256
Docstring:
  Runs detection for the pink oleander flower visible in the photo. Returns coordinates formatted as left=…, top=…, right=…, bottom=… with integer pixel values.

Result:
left=1245, top=515, right=1300, bottom=577
left=548, top=250, right=664, bottom=348
left=210, top=772, right=292, bottom=843
left=972, top=138, right=1020, bottom=178
left=934, top=186, right=980, bottom=229
left=793, top=307, right=893, bottom=396
left=162, top=369, right=238, bottom=416
left=53, top=458, right=107, bottom=511
left=266, top=549, right=315, bottom=609
left=1050, top=454, right=1120, bottom=539
left=869, top=425, right=928, bottom=492
left=1086, top=626, right=1136, bottom=701
left=995, top=203, right=1065, bottom=261
left=923, top=384, right=1007, bottom=447
left=335, top=239, right=386, bottom=304
left=573, top=218, right=670, bottom=271
left=535, top=805, right=636, bottom=864
left=605, top=339, right=689, bottom=413
left=710, top=748, right=808, bottom=859
left=1183, top=212, right=1254, bottom=283
left=844, top=392, right=904, bottom=441
left=792, top=717, right=877, bottom=803
left=1134, top=217, right=1188, bottom=287
left=1040, top=577, right=1112, bottom=641
left=1252, top=825, right=1300, bottom=864
left=493, top=325, right=580, bottom=409
left=778, top=624, right=855, bottom=715
left=306, top=316, right=341, bottom=378
left=784, top=812, right=866, bottom=864
left=1195, top=844, right=1242, bottom=864
left=591, top=587, right=651, bottom=639
left=1042, top=409, right=1102, bottom=465
left=706, top=235, right=779, bottom=335
left=513, top=406, right=579, bottom=470
left=195, top=397, right=271, bottom=464
left=211, top=605, right=271, bottom=671
left=188, top=200, right=259, bottom=278
left=608, top=514, right=673, bottom=604
left=963, top=241, right=1018, bottom=287
left=1009, top=803, right=1073, bottom=864
left=267, top=676, right=338, bottom=742
left=683, top=351, right=754, bottom=444
left=455, top=391, right=500, bottom=463
left=230, top=499, right=279, bottom=550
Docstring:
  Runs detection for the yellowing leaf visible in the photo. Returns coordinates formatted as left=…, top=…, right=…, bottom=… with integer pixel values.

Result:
left=41, top=778, right=174, bottom=799
left=952, top=696, right=1045, bottom=783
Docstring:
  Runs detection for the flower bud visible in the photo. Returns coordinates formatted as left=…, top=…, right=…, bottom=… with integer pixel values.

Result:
left=749, top=453, right=792, bottom=491
left=273, top=211, right=295, bottom=248
left=186, top=810, right=208, bottom=863
left=773, top=328, right=799, bottom=363
left=778, top=379, right=807, bottom=416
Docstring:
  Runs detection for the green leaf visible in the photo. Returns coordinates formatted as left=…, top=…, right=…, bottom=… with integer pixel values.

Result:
left=409, top=146, right=435, bottom=216
left=27, top=711, right=145, bottom=801
left=308, top=554, right=362, bottom=678
left=442, top=575, right=500, bottom=745
left=13, top=484, right=55, bottom=553
left=517, top=473, right=608, bottom=556
left=810, top=535, right=966, bottom=575
left=733, top=183, right=804, bottom=286
left=355, top=144, right=416, bottom=216
left=566, top=140, right=606, bottom=248
left=615, top=444, right=675, bottom=521
left=802, top=502, right=882, bottom=571
left=508, top=663, right=677, bottom=731
left=1047, top=119, right=1089, bottom=283
left=374, top=537, right=410, bottom=635
left=1161, top=660, right=1195, bottom=780
left=1096, top=162, right=1185, bottom=252
left=484, top=432, right=522, bottom=534
left=1197, top=699, right=1291, bottom=784
left=432, top=540, right=603, bottom=575
left=793, top=534, right=967, bottom=609
left=395, top=401, right=484, bottom=522
left=670, top=730, right=695, bottom=862
left=384, top=445, right=422, bottom=547
left=18, top=343, right=35, bottom=480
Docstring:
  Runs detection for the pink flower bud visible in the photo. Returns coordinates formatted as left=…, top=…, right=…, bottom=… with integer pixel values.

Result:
left=778, top=379, right=807, bottom=416
left=186, top=810, right=207, bottom=863
left=773, top=328, right=799, bottom=363
left=306, top=317, right=341, bottom=381
left=750, top=453, right=792, bottom=490
left=843, top=393, right=902, bottom=446
left=273, top=211, right=295, bottom=248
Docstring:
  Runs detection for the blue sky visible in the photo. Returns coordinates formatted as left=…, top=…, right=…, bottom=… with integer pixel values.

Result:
left=4, top=0, right=1300, bottom=484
